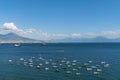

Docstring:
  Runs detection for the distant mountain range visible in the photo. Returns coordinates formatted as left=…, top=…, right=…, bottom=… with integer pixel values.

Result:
left=49, top=36, right=120, bottom=43
left=0, top=33, right=41, bottom=43
left=1, top=33, right=120, bottom=43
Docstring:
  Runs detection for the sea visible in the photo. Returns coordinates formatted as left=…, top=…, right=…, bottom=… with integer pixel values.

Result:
left=0, top=43, right=119, bottom=80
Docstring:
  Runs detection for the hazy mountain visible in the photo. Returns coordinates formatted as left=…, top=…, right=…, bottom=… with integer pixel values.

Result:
left=49, top=36, right=120, bottom=43
left=1, top=33, right=120, bottom=43
left=0, top=33, right=42, bottom=43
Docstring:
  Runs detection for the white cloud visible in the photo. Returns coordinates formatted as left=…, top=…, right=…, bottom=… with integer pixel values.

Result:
left=49, top=34, right=69, bottom=39
left=1, top=22, right=120, bottom=40
left=100, top=30, right=120, bottom=39
left=71, top=33, right=81, bottom=38
left=3, top=22, right=17, bottom=30
left=51, top=34, right=69, bottom=37
left=80, top=30, right=120, bottom=39
left=23, top=29, right=38, bottom=34
left=1, top=22, right=36, bottom=34
left=83, top=32, right=99, bottom=38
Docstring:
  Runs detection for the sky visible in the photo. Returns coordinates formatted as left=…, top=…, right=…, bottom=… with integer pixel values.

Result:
left=0, top=0, right=120, bottom=40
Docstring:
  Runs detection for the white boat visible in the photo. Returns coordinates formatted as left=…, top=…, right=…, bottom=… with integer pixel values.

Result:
left=41, top=41, right=47, bottom=46
left=87, top=68, right=92, bottom=71
left=14, top=44, right=20, bottom=47
left=76, top=72, right=81, bottom=76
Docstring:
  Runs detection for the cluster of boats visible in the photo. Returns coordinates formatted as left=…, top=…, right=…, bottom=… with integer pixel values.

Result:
left=9, top=56, right=110, bottom=78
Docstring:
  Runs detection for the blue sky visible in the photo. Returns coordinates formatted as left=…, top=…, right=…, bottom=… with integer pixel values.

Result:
left=0, top=0, right=120, bottom=40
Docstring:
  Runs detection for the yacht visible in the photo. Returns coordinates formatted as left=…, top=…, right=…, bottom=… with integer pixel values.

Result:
left=14, top=43, right=20, bottom=47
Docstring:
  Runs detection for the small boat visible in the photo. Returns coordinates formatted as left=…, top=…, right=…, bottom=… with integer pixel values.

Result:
left=66, top=71, right=72, bottom=74
left=91, top=66, right=97, bottom=69
left=45, top=67, right=49, bottom=71
left=93, top=72, right=100, bottom=75
left=45, top=61, right=49, bottom=65
left=73, top=68, right=77, bottom=71
left=9, top=59, right=13, bottom=64
left=14, top=43, right=20, bottom=47
left=88, top=60, right=92, bottom=63
left=20, top=58, right=24, bottom=61
left=54, top=69, right=60, bottom=72
left=87, top=68, right=92, bottom=71
left=36, top=65, right=41, bottom=69
left=41, top=41, right=47, bottom=46
left=104, top=64, right=110, bottom=67
left=97, top=69, right=102, bottom=72
left=76, top=72, right=81, bottom=76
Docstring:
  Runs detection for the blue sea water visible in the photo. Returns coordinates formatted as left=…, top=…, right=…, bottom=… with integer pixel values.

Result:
left=0, top=43, right=120, bottom=80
